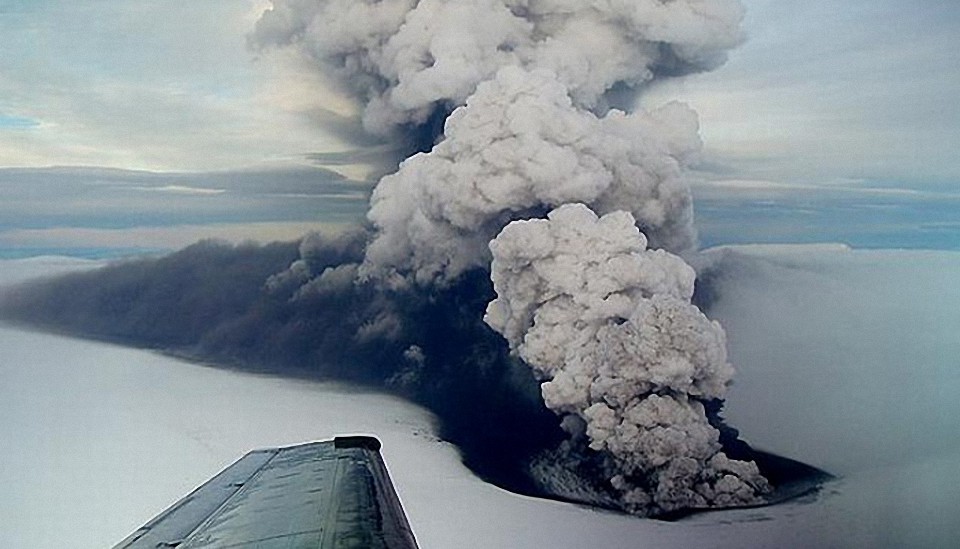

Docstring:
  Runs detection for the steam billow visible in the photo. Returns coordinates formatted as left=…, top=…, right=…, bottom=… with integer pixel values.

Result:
left=0, top=0, right=776, bottom=517
left=253, top=0, right=769, bottom=515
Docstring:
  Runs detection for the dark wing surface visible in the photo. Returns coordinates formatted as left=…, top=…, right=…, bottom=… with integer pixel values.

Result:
left=113, top=436, right=419, bottom=549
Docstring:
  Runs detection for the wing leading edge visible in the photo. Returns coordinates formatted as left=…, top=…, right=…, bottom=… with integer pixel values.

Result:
left=113, top=436, right=419, bottom=549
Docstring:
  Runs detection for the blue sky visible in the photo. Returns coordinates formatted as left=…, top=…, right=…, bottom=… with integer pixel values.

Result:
left=0, top=0, right=957, bottom=186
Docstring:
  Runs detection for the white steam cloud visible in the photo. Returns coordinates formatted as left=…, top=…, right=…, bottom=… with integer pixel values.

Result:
left=253, top=0, right=766, bottom=514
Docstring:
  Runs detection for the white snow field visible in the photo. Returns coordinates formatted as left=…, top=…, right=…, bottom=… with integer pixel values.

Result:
left=1, top=248, right=958, bottom=548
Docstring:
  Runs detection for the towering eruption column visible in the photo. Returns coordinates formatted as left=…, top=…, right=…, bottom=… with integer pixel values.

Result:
left=254, top=0, right=768, bottom=515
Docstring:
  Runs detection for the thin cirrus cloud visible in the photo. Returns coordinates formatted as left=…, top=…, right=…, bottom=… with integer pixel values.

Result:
left=640, top=0, right=960, bottom=187
left=0, top=221, right=349, bottom=252
left=0, top=0, right=357, bottom=172
left=127, top=185, right=226, bottom=195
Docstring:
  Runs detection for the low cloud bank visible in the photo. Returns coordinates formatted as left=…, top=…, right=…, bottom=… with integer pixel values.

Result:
left=698, top=245, right=960, bottom=475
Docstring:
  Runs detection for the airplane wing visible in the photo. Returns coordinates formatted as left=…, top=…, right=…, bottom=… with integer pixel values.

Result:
left=112, top=436, right=419, bottom=549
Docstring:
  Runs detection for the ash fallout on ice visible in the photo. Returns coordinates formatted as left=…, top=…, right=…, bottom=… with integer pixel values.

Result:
left=1, top=0, right=793, bottom=516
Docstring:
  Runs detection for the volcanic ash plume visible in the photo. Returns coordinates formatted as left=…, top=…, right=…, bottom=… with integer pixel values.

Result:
left=252, top=0, right=769, bottom=514
left=362, top=67, right=702, bottom=286
left=253, top=0, right=745, bottom=136
left=486, top=204, right=769, bottom=514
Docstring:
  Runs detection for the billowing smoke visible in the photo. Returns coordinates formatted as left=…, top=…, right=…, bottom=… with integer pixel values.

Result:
left=0, top=0, right=791, bottom=517
left=253, top=0, right=744, bottom=138
left=250, top=0, right=769, bottom=515
left=361, top=67, right=701, bottom=286
left=254, top=0, right=745, bottom=272
left=486, top=204, right=768, bottom=513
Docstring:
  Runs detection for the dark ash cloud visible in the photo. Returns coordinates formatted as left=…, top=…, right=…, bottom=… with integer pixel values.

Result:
left=0, top=234, right=827, bottom=515
left=0, top=236, right=566, bottom=498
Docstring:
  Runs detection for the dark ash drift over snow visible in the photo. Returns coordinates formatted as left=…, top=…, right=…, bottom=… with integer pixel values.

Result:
left=0, top=0, right=791, bottom=517
left=0, top=236, right=566, bottom=496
